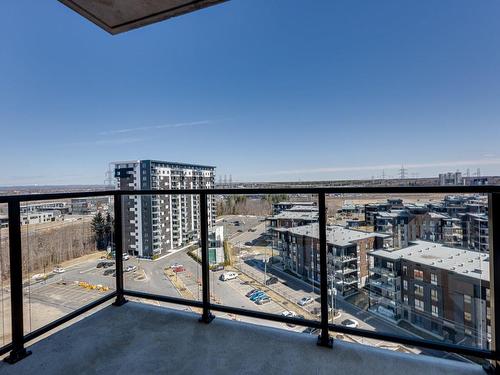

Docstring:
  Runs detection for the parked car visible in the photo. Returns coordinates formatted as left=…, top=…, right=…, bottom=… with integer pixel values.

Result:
left=248, top=290, right=262, bottom=299
left=281, top=311, right=297, bottom=318
left=297, top=296, right=314, bottom=306
left=341, top=319, right=359, bottom=328
left=172, top=265, right=186, bottom=273
left=220, top=272, right=238, bottom=281
left=265, top=276, right=279, bottom=286
left=211, top=264, right=224, bottom=272
left=250, top=292, right=267, bottom=302
left=256, top=296, right=271, bottom=305
left=125, top=265, right=137, bottom=273
left=53, top=267, right=65, bottom=274
left=103, top=268, right=115, bottom=276
left=302, top=327, right=320, bottom=335
left=246, top=289, right=260, bottom=298
left=123, top=254, right=130, bottom=261
left=97, top=261, right=114, bottom=269
left=31, top=273, right=46, bottom=281
left=244, top=241, right=253, bottom=246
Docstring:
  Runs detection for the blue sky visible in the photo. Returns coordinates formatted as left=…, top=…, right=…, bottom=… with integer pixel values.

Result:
left=1, top=0, right=500, bottom=185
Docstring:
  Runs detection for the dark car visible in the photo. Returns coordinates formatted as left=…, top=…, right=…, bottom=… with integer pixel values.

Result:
left=245, top=289, right=259, bottom=297
left=302, top=327, right=320, bottom=335
left=265, top=276, right=279, bottom=286
left=211, top=265, right=224, bottom=272
left=97, top=261, right=113, bottom=269
left=103, top=268, right=115, bottom=276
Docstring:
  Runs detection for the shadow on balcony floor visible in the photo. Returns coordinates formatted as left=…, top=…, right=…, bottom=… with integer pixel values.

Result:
left=0, top=302, right=485, bottom=375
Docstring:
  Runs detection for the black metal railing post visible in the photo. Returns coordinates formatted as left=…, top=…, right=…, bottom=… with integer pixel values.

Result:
left=199, top=193, right=214, bottom=323
left=4, top=200, right=32, bottom=363
left=489, top=193, right=500, bottom=373
left=317, top=192, right=333, bottom=348
left=113, top=193, right=127, bottom=306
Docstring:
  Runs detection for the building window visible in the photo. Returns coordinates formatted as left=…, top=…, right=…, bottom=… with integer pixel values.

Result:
left=414, top=269, right=423, bottom=280
left=431, top=273, right=437, bottom=285
left=464, top=295, right=472, bottom=304
left=414, top=284, right=424, bottom=297
left=432, top=305, right=439, bottom=317
left=431, top=289, right=438, bottom=302
left=402, top=265, right=407, bottom=275
left=464, top=312, right=472, bottom=322
left=387, top=261, right=393, bottom=271
left=403, top=280, right=408, bottom=291
left=415, top=299, right=424, bottom=311
left=403, top=295, right=408, bottom=304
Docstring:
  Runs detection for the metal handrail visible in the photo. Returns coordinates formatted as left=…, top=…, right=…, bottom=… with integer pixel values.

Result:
left=0, top=186, right=498, bottom=367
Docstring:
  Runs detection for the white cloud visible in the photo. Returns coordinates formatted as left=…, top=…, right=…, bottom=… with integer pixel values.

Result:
left=98, top=120, right=212, bottom=136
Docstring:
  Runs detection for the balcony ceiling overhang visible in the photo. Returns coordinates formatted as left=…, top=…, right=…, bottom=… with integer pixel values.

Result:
left=59, top=0, right=228, bottom=35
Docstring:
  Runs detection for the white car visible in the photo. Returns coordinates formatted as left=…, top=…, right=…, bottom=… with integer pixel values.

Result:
left=31, top=273, right=46, bottom=281
left=220, top=272, right=238, bottom=281
left=53, top=267, right=65, bottom=274
left=123, top=254, right=130, bottom=261
left=297, top=296, right=314, bottom=306
left=341, top=319, right=359, bottom=328
left=281, top=311, right=297, bottom=318
left=125, top=265, right=137, bottom=273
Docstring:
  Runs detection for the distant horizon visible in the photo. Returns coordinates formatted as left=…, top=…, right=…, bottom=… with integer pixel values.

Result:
left=1, top=171, right=498, bottom=189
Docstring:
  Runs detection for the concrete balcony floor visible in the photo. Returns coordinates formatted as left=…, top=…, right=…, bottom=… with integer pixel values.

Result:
left=0, top=302, right=485, bottom=375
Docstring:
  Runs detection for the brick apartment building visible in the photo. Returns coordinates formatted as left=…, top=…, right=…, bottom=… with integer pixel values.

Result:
left=369, top=241, right=490, bottom=349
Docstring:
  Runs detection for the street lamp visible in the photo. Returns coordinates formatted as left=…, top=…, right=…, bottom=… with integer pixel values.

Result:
left=328, top=276, right=337, bottom=323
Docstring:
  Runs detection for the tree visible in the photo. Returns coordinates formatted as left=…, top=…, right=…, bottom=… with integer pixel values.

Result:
left=104, top=212, right=113, bottom=248
left=91, top=212, right=106, bottom=250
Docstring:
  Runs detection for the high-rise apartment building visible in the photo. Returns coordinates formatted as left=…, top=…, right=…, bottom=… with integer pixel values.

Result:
left=114, top=160, right=216, bottom=258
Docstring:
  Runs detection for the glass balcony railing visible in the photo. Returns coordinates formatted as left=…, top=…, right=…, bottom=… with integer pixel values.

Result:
left=0, top=185, right=497, bottom=369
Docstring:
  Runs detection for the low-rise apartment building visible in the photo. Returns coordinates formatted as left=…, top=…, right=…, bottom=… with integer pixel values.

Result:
left=369, top=241, right=490, bottom=349
left=266, top=210, right=319, bottom=230
left=272, top=201, right=317, bottom=215
left=273, top=223, right=389, bottom=297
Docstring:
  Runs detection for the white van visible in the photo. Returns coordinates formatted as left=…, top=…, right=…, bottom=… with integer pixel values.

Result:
left=220, top=272, right=238, bottom=281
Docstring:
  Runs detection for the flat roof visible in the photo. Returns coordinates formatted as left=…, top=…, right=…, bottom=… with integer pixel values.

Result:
left=274, top=201, right=316, bottom=206
left=268, top=211, right=319, bottom=221
left=371, top=241, right=489, bottom=281
left=60, top=0, right=228, bottom=35
left=427, top=212, right=449, bottom=219
left=286, top=205, right=319, bottom=212
left=275, top=223, right=387, bottom=247
left=114, top=160, right=216, bottom=170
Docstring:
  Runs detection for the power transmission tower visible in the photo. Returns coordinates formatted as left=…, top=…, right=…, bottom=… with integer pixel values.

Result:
left=399, top=164, right=408, bottom=179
